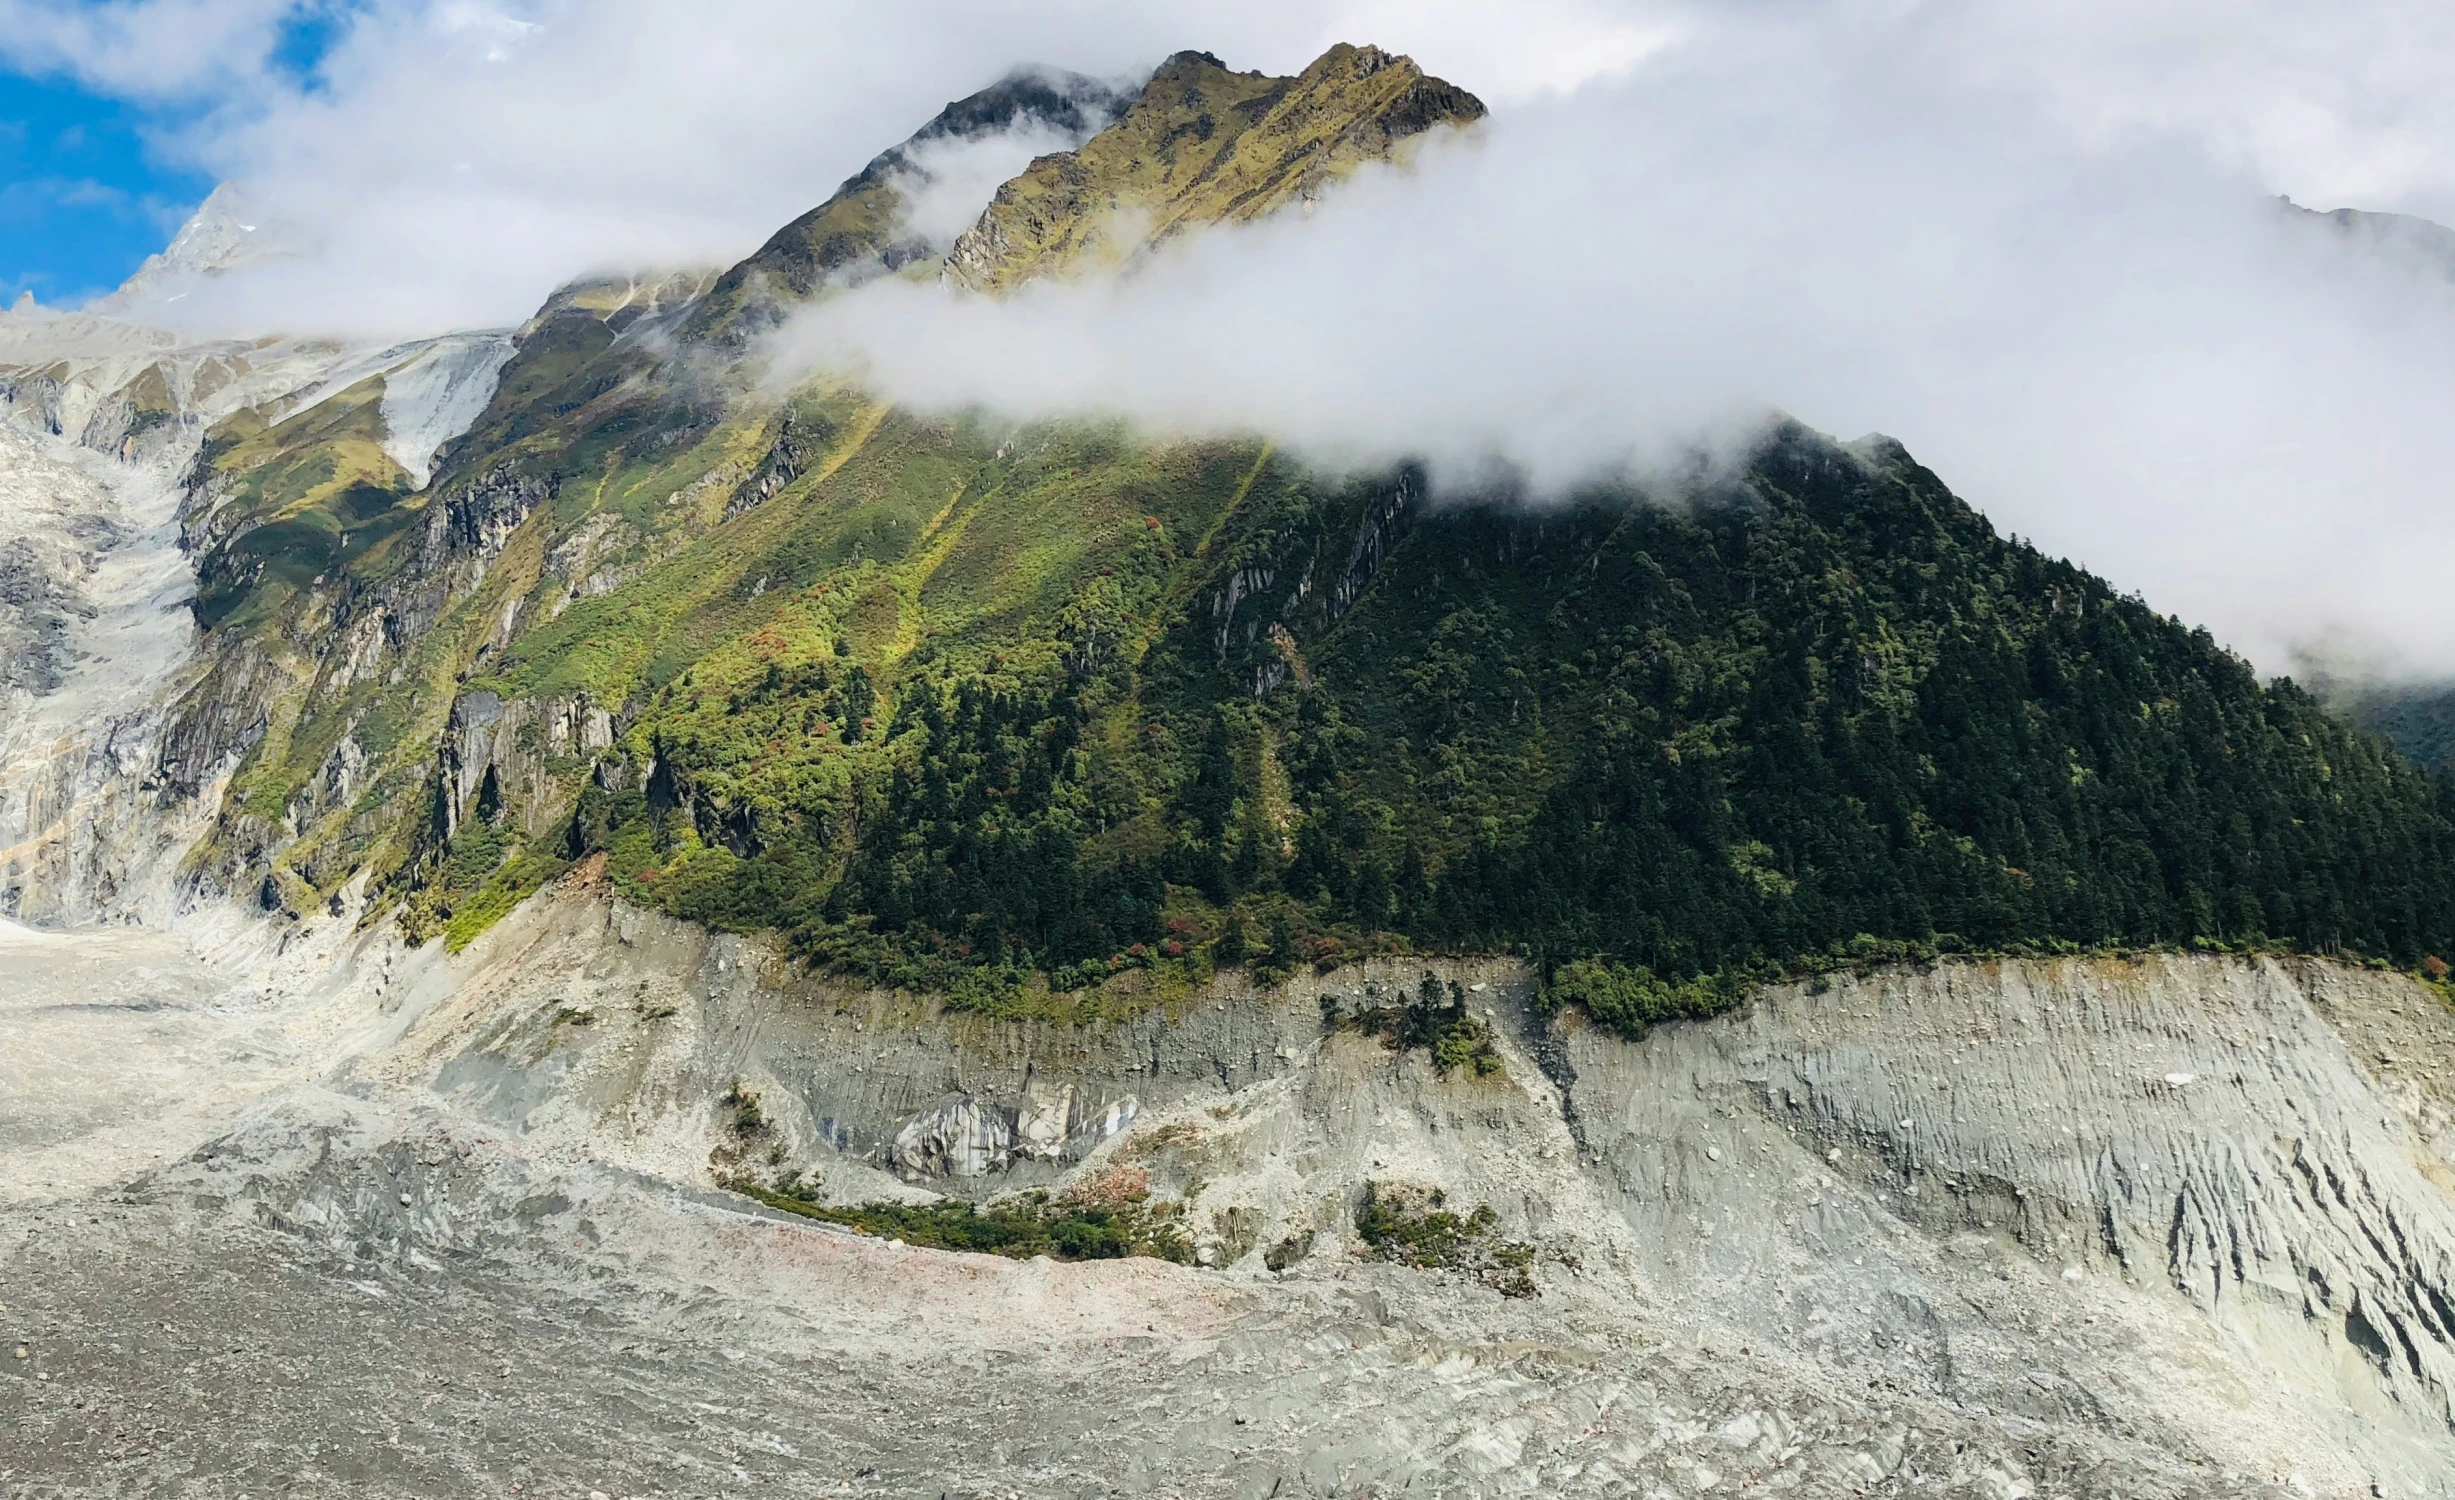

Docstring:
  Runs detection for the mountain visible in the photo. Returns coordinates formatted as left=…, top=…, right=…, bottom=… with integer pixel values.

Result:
left=2346, top=686, right=2455, bottom=771
left=10, top=45, right=2455, bottom=1497
left=2286, top=195, right=2455, bottom=280
left=946, top=44, right=1485, bottom=290
left=17, top=42, right=2455, bottom=991
left=2277, top=198, right=2455, bottom=770
left=86, top=182, right=294, bottom=317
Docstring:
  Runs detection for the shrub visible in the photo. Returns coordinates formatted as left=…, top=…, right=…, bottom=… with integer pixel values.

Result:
left=1544, top=958, right=1747, bottom=1038
left=1330, top=972, right=1503, bottom=1077
left=1353, top=1181, right=1535, bottom=1297
left=725, top=1177, right=1192, bottom=1264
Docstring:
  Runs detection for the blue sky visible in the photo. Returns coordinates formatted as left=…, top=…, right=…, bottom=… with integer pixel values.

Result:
left=0, top=71, right=210, bottom=306
left=0, top=5, right=352, bottom=307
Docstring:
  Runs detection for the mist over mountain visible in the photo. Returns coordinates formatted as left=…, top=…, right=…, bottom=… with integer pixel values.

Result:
left=780, top=30, right=2455, bottom=682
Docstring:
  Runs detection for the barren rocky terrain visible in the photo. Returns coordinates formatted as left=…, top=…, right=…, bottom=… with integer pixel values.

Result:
left=7, top=883, right=2454, bottom=1497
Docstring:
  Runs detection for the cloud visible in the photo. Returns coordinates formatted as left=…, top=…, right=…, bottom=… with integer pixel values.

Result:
left=1881, top=0, right=2455, bottom=225
left=83, top=0, right=1669, bottom=335
left=0, top=0, right=308, bottom=100
left=890, top=121, right=1111, bottom=255
left=28, top=0, right=2455, bottom=676
left=778, top=2, right=2455, bottom=678
left=46, top=1, right=2455, bottom=329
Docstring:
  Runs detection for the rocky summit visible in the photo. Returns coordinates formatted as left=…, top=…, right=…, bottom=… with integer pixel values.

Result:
left=4, top=40, right=2455, bottom=1500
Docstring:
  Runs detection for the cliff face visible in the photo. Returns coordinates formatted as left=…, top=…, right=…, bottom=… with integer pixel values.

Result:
left=374, top=892, right=2455, bottom=1495
left=352, top=911, right=2455, bottom=1492
left=12, top=873, right=2455, bottom=1495
left=945, top=44, right=1486, bottom=291
left=1567, top=955, right=2455, bottom=1486
left=0, top=309, right=529, bottom=925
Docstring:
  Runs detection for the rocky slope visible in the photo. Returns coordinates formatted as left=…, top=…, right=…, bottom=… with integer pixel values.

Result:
left=0, top=304, right=520, bottom=925
left=945, top=44, right=1485, bottom=290
left=7, top=875, right=2455, bottom=1495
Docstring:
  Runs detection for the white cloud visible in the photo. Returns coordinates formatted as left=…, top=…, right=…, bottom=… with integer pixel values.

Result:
left=66, top=0, right=2455, bottom=335
left=890, top=121, right=1105, bottom=255
left=80, top=0, right=1685, bottom=335
left=778, top=2, right=2455, bottom=677
left=1879, top=0, right=2455, bottom=224
left=28, top=0, right=2455, bottom=676
left=0, top=0, right=305, bottom=100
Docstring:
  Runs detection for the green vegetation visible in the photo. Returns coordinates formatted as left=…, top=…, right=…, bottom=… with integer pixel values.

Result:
left=1327, top=972, right=1503, bottom=1076
left=952, top=46, right=1483, bottom=290
left=441, top=848, right=572, bottom=953
left=727, top=1175, right=1193, bottom=1263
left=1353, top=1181, right=1535, bottom=1297
left=190, top=376, right=418, bottom=632
left=1545, top=958, right=1757, bottom=1038
left=396, top=803, right=574, bottom=952
left=158, top=42, right=2455, bottom=1034
left=723, top=1078, right=769, bottom=1135
left=2343, top=684, right=2455, bottom=775
left=572, top=425, right=2455, bottom=1036
left=2418, top=954, right=2455, bottom=1011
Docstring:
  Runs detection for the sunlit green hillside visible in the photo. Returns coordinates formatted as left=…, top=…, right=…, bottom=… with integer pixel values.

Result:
left=163, top=42, right=2455, bottom=1029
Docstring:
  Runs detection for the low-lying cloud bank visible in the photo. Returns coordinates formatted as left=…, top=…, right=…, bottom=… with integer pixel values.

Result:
left=779, top=9, right=2455, bottom=677
left=14, top=0, right=2455, bottom=675
left=8, top=0, right=1666, bottom=336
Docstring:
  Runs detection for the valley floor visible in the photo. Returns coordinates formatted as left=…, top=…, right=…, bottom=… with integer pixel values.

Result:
left=4, top=889, right=2455, bottom=1498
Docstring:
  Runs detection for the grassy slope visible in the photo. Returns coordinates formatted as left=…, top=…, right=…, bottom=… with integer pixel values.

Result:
left=162, top=43, right=2455, bottom=1017
left=173, top=42, right=1479, bottom=924
left=192, top=375, right=418, bottom=633
left=950, top=45, right=1485, bottom=290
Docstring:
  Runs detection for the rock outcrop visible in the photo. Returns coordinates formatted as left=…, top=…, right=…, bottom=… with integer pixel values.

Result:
left=946, top=44, right=1485, bottom=291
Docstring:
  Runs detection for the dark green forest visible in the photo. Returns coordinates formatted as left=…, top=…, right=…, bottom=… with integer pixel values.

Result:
left=167, top=54, right=2455, bottom=1036
left=570, top=423, right=2455, bottom=1024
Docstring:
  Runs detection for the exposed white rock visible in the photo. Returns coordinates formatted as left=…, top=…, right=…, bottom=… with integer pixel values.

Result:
left=1014, top=1077, right=1079, bottom=1159
left=0, top=294, right=514, bottom=922
left=7, top=877, right=2455, bottom=1495
left=893, top=1092, right=1015, bottom=1178
left=376, top=331, right=516, bottom=487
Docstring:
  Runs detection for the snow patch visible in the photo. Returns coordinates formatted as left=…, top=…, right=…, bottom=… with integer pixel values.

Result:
left=377, top=332, right=515, bottom=487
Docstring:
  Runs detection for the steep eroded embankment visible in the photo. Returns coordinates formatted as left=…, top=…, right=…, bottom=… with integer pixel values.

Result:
left=44, top=876, right=2425, bottom=1497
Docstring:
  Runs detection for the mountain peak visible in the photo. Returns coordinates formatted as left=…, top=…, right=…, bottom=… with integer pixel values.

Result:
left=88, top=183, right=287, bottom=319
left=521, top=267, right=724, bottom=339
left=2282, top=196, right=2455, bottom=280
left=944, top=42, right=1484, bottom=292
left=682, top=66, right=1132, bottom=343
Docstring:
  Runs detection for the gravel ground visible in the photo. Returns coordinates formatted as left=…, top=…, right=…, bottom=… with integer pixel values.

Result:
left=4, top=918, right=2449, bottom=1498
left=0, top=1090, right=2301, bottom=1500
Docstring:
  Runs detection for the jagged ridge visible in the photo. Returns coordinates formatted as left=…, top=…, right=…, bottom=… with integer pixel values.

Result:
left=946, top=44, right=1485, bottom=291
